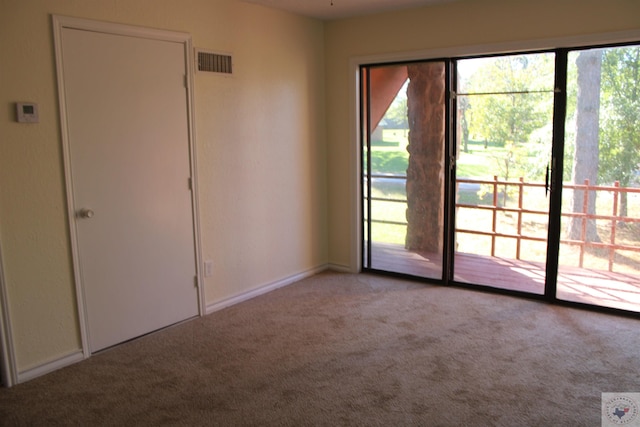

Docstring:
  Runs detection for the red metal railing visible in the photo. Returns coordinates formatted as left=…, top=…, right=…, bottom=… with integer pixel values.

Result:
left=558, top=179, right=640, bottom=270
left=456, top=176, right=546, bottom=260
left=456, top=176, right=640, bottom=271
left=369, top=175, right=640, bottom=272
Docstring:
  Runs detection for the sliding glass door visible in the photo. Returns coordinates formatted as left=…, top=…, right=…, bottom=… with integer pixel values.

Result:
left=361, top=43, right=640, bottom=314
left=453, top=53, right=555, bottom=294
left=557, top=45, right=640, bottom=312
left=361, top=61, right=447, bottom=280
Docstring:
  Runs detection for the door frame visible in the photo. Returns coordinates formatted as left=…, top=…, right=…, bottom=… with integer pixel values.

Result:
left=351, top=30, right=640, bottom=278
left=0, top=241, right=17, bottom=387
left=52, top=15, right=205, bottom=358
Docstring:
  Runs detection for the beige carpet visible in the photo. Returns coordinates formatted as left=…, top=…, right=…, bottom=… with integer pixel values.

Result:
left=1, top=271, right=639, bottom=426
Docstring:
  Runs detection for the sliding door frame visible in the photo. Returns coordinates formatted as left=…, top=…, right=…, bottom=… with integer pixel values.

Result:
left=545, top=48, right=569, bottom=302
left=360, top=59, right=453, bottom=284
left=360, top=66, right=369, bottom=270
left=447, top=48, right=558, bottom=298
left=351, top=30, right=640, bottom=317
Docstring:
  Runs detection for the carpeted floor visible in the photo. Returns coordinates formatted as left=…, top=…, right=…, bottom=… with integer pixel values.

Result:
left=1, top=271, right=639, bottom=426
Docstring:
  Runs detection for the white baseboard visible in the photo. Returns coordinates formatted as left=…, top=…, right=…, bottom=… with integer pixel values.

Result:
left=206, top=265, right=328, bottom=315
left=12, top=265, right=332, bottom=384
left=327, top=263, right=354, bottom=273
left=17, top=350, right=85, bottom=384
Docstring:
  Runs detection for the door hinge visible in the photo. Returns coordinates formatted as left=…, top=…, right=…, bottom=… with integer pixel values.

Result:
left=194, top=276, right=199, bottom=288
left=188, top=177, right=193, bottom=190
left=183, top=74, right=188, bottom=89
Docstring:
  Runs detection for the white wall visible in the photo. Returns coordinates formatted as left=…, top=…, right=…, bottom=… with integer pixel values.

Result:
left=0, top=0, right=327, bottom=377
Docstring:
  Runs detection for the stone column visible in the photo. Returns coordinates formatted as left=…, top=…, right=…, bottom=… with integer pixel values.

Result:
left=405, top=62, right=445, bottom=253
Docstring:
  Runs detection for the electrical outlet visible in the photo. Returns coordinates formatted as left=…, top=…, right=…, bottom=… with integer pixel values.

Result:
left=204, top=261, right=213, bottom=277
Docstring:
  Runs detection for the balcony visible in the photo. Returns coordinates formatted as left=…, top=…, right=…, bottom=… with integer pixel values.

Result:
left=365, top=175, right=640, bottom=313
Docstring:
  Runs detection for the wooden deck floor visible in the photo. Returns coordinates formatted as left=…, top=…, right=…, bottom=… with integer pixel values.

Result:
left=369, top=242, right=640, bottom=313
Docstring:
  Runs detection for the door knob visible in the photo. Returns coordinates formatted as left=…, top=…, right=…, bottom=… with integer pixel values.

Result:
left=78, top=208, right=95, bottom=219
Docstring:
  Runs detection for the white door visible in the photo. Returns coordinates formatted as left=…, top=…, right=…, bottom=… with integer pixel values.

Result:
left=60, top=26, right=199, bottom=352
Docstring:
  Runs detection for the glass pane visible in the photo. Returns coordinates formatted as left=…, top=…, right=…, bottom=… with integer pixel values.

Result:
left=558, top=45, right=640, bottom=312
left=454, top=52, right=555, bottom=293
left=362, top=62, right=445, bottom=280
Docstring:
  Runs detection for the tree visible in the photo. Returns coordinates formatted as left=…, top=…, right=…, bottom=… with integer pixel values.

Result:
left=466, top=55, right=552, bottom=148
left=461, top=54, right=554, bottom=204
left=599, top=46, right=640, bottom=218
left=490, top=141, right=528, bottom=206
left=458, top=96, right=470, bottom=153
left=567, top=50, right=602, bottom=242
left=382, top=82, right=409, bottom=129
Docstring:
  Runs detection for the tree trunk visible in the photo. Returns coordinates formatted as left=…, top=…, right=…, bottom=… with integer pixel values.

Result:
left=620, top=191, right=628, bottom=223
left=567, top=50, right=602, bottom=242
left=405, top=63, right=445, bottom=252
left=459, top=96, right=470, bottom=153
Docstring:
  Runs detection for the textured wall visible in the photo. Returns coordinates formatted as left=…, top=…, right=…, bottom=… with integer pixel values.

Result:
left=324, top=0, right=640, bottom=269
left=0, top=0, right=327, bottom=373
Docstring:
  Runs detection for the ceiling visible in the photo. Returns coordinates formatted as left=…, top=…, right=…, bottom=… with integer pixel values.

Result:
left=241, top=0, right=457, bottom=20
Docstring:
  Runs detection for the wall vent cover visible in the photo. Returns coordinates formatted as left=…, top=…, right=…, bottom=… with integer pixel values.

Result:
left=197, top=50, right=233, bottom=74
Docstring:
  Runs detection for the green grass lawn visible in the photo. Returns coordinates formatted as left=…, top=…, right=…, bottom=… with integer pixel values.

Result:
left=370, top=137, right=518, bottom=179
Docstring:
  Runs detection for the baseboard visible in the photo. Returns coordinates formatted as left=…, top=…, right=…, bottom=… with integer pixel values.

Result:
left=17, top=350, right=84, bottom=384
left=206, top=265, right=328, bottom=315
left=327, top=263, right=354, bottom=273
left=13, top=265, right=335, bottom=383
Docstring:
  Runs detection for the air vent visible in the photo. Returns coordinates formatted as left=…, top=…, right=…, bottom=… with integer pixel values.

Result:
left=197, top=50, right=233, bottom=74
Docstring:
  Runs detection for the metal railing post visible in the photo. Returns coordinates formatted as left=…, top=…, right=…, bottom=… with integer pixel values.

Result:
left=517, top=177, right=524, bottom=260
left=579, top=179, right=589, bottom=268
left=492, top=176, right=498, bottom=257
left=609, top=181, right=620, bottom=272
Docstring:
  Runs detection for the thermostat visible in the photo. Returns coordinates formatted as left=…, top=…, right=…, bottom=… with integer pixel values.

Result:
left=16, top=102, right=39, bottom=123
